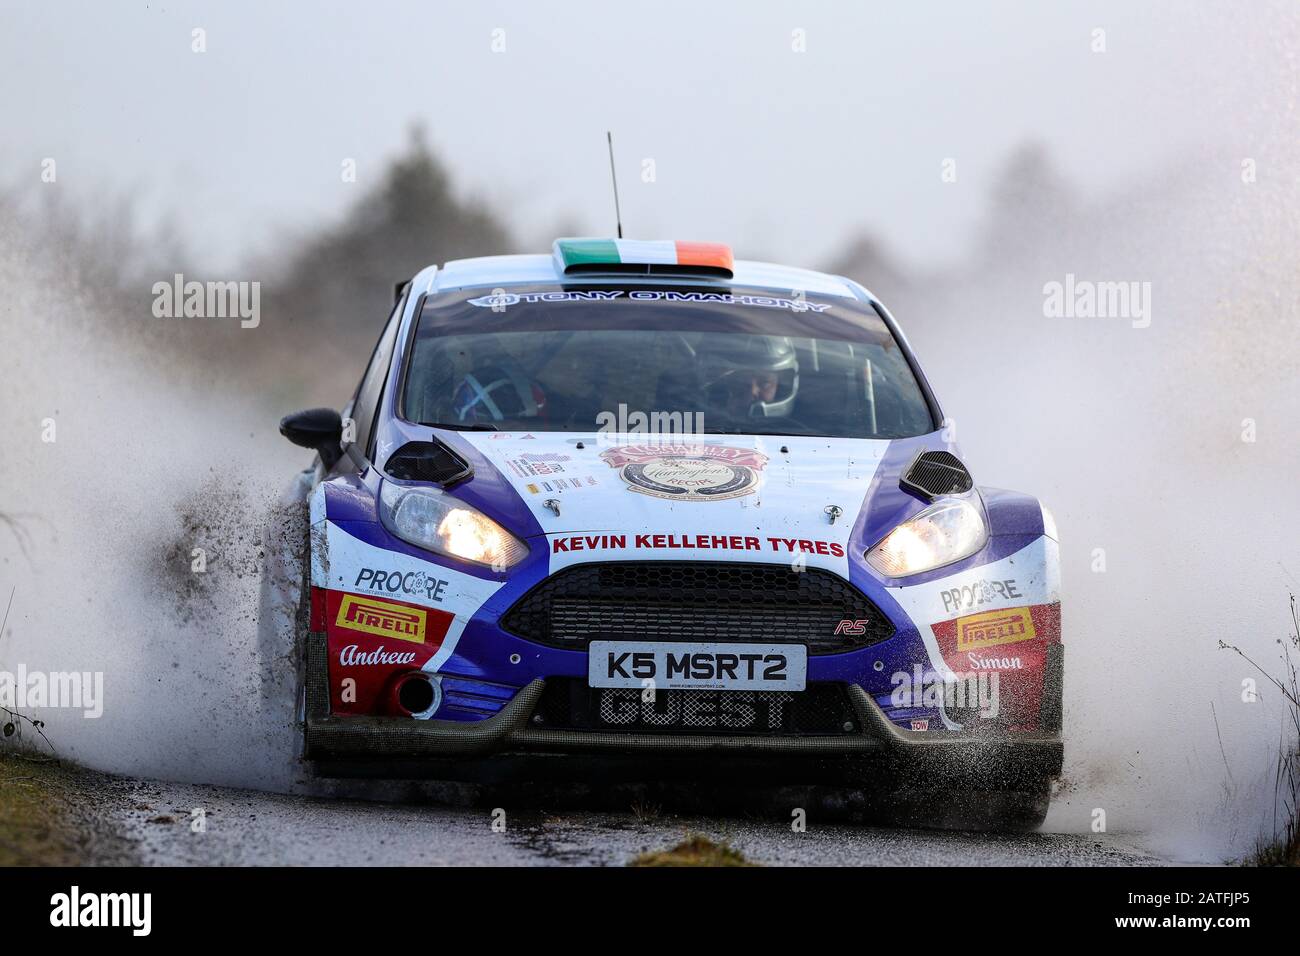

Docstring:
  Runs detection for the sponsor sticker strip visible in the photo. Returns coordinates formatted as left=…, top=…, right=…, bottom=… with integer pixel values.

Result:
left=462, top=433, right=884, bottom=576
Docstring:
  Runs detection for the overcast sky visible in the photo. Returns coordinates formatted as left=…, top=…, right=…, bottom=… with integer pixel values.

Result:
left=1, top=0, right=1285, bottom=272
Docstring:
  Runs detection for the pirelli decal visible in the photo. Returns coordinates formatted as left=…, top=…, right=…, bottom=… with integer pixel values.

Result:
left=954, top=607, right=1037, bottom=652
left=334, top=594, right=427, bottom=644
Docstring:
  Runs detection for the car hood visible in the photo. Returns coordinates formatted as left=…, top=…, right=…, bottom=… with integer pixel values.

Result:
left=452, top=431, right=927, bottom=574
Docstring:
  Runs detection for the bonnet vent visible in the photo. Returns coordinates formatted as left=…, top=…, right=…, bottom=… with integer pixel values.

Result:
left=384, top=440, right=472, bottom=486
left=900, top=450, right=973, bottom=500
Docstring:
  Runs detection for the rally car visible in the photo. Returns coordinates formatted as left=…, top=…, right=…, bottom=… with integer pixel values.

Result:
left=277, top=238, right=1063, bottom=828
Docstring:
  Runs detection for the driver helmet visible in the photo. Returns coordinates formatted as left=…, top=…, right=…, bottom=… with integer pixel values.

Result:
left=702, top=334, right=799, bottom=418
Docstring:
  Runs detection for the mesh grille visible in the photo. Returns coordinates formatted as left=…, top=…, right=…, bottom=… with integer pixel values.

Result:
left=384, top=440, right=471, bottom=485
left=900, top=450, right=973, bottom=499
left=499, top=561, right=893, bottom=653
left=534, top=679, right=856, bottom=736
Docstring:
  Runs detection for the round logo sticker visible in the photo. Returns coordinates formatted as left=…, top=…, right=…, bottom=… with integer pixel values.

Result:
left=599, top=444, right=769, bottom=501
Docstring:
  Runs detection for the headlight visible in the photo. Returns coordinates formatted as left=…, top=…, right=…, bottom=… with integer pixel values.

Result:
left=866, top=497, right=988, bottom=577
left=379, top=481, right=528, bottom=569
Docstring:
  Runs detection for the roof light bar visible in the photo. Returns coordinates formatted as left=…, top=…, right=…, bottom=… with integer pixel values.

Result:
left=552, top=238, right=734, bottom=279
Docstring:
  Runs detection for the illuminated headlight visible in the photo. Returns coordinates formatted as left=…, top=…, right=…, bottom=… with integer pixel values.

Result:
left=866, top=497, right=988, bottom=577
left=379, top=481, right=528, bottom=570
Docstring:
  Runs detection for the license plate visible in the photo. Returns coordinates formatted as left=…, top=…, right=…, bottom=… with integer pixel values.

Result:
left=594, top=688, right=798, bottom=732
left=588, top=641, right=807, bottom=691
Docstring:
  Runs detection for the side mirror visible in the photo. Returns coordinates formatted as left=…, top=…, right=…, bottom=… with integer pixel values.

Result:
left=279, top=408, right=343, bottom=467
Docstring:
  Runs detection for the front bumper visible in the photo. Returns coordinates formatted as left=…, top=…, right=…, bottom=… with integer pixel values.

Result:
left=303, top=633, right=1064, bottom=780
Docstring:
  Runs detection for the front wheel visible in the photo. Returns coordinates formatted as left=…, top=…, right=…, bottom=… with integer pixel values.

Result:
left=965, top=779, right=1052, bottom=831
left=860, top=776, right=1053, bottom=832
left=926, top=778, right=1052, bottom=832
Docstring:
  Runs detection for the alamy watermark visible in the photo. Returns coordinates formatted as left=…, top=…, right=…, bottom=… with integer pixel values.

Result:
left=1043, top=273, right=1151, bottom=328
left=890, top=666, right=1000, bottom=719
left=595, top=403, right=704, bottom=444
left=151, top=273, right=260, bottom=328
left=0, top=666, right=103, bottom=718
left=50, top=886, right=150, bottom=936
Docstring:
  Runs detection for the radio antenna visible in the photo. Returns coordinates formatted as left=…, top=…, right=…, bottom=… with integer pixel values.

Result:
left=606, top=131, right=624, bottom=239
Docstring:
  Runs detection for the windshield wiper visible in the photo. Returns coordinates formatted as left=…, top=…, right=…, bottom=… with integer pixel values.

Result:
left=703, top=420, right=821, bottom=437
left=421, top=421, right=499, bottom=431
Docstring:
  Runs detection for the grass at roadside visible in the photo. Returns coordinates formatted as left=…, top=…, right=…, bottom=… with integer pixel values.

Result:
left=630, top=834, right=757, bottom=867
left=0, top=754, right=80, bottom=865
left=1221, top=594, right=1300, bottom=866
left=0, top=753, right=133, bottom=865
left=1252, top=835, right=1298, bottom=866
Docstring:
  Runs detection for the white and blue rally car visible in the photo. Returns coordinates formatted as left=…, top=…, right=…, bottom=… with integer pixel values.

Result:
left=278, top=238, right=1063, bottom=828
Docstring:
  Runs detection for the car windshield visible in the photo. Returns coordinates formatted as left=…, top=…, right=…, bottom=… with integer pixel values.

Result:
left=402, top=285, right=935, bottom=439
